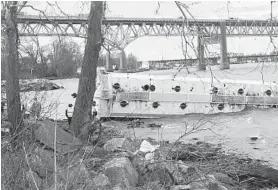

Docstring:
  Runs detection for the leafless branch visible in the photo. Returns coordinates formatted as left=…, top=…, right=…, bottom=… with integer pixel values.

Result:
left=226, top=1, right=231, bottom=18
left=16, top=1, right=27, bottom=14
left=155, top=2, right=161, bottom=15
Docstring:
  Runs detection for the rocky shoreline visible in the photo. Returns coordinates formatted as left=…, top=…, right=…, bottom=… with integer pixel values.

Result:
left=1, top=79, right=63, bottom=93
left=2, top=119, right=278, bottom=190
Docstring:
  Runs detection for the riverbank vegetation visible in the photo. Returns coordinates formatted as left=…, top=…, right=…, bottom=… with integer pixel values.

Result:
left=2, top=119, right=278, bottom=190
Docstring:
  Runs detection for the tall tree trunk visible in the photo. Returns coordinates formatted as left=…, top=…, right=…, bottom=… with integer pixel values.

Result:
left=70, top=1, right=103, bottom=136
left=4, top=2, right=22, bottom=136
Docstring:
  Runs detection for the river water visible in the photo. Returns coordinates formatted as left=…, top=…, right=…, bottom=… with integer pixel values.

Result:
left=21, top=62, right=278, bottom=168
left=118, top=108, right=278, bottom=169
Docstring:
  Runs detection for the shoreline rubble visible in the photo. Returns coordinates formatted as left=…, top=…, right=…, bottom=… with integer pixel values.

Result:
left=2, top=119, right=277, bottom=190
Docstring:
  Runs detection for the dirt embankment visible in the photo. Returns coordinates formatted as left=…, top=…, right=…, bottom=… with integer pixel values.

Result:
left=2, top=119, right=278, bottom=190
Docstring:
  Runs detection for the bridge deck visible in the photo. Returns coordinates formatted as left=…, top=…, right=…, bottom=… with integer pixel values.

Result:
left=3, top=15, right=277, bottom=49
left=16, top=15, right=277, bottom=26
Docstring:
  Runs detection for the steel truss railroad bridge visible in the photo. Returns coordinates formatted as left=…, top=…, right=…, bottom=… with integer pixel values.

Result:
left=143, top=54, right=278, bottom=68
left=16, top=15, right=278, bottom=50
left=3, top=15, right=276, bottom=71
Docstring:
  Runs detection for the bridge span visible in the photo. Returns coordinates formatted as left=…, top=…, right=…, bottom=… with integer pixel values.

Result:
left=5, top=14, right=278, bottom=72
left=141, top=54, right=278, bottom=69
left=16, top=15, right=278, bottom=48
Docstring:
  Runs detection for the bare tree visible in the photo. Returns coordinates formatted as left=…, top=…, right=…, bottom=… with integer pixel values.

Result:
left=127, top=53, right=139, bottom=71
left=3, top=1, right=22, bottom=136
left=70, top=1, right=104, bottom=136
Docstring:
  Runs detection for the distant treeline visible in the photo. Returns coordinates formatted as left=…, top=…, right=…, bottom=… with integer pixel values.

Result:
left=1, top=39, right=140, bottom=80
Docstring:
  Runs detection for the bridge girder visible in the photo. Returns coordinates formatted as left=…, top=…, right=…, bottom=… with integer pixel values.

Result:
left=15, top=15, right=278, bottom=50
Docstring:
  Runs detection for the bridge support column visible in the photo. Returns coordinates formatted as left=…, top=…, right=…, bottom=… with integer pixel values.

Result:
left=197, top=34, right=206, bottom=70
left=106, top=52, right=113, bottom=72
left=118, top=50, right=127, bottom=73
left=220, top=22, right=230, bottom=70
left=211, top=58, right=218, bottom=65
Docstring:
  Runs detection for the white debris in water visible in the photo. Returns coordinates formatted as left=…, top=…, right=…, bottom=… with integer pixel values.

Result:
left=247, top=117, right=254, bottom=124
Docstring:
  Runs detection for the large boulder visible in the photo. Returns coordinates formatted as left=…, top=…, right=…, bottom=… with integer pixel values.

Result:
left=139, top=164, right=173, bottom=187
left=103, top=157, right=139, bottom=188
left=104, top=138, right=137, bottom=153
left=132, top=155, right=148, bottom=174
left=82, top=146, right=109, bottom=159
left=29, top=148, right=55, bottom=178
left=213, top=172, right=237, bottom=188
left=141, top=161, right=185, bottom=186
left=189, top=175, right=228, bottom=190
left=164, top=162, right=186, bottom=185
left=66, top=161, right=94, bottom=190
left=206, top=175, right=228, bottom=190
left=34, top=120, right=82, bottom=154
left=92, top=174, right=112, bottom=190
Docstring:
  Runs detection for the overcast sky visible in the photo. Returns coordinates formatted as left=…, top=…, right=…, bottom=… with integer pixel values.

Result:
left=21, top=1, right=278, bottom=61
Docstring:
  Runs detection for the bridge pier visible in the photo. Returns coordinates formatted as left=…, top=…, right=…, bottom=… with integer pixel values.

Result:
left=220, top=22, right=230, bottom=70
left=106, top=52, right=113, bottom=72
left=118, top=50, right=127, bottom=73
left=244, top=57, right=247, bottom=63
left=197, top=34, right=206, bottom=70
left=211, top=58, right=218, bottom=65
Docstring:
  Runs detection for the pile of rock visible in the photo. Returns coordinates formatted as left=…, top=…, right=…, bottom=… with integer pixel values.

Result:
left=1, top=79, right=63, bottom=93
left=23, top=119, right=278, bottom=190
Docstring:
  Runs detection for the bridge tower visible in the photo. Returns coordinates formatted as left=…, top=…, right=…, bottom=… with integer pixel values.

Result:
left=119, top=50, right=127, bottom=72
left=105, top=49, right=128, bottom=72
left=220, top=21, right=230, bottom=70
left=106, top=52, right=113, bottom=72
